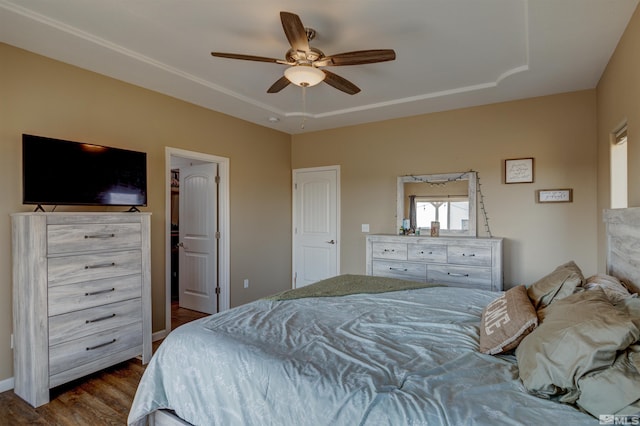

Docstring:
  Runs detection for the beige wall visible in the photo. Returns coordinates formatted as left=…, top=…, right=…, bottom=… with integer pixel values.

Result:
left=596, top=5, right=640, bottom=271
left=0, top=43, right=292, bottom=383
left=292, top=90, right=599, bottom=288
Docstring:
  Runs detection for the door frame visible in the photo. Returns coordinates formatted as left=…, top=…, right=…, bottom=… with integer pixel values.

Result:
left=164, top=147, right=230, bottom=336
left=292, top=165, right=341, bottom=288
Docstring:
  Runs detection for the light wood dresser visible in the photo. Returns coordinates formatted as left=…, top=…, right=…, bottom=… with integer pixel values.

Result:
left=366, top=234, right=503, bottom=291
left=11, top=212, right=152, bottom=407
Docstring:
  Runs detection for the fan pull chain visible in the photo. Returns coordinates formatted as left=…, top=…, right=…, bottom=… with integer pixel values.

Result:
left=301, top=86, right=307, bottom=129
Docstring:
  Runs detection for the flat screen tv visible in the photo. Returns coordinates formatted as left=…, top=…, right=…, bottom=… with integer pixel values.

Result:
left=22, top=134, right=147, bottom=209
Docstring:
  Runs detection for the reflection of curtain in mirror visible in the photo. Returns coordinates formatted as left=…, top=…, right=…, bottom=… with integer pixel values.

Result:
left=409, top=195, right=416, bottom=229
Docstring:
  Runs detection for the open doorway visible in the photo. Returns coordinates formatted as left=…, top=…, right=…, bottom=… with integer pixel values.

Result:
left=164, top=147, right=230, bottom=336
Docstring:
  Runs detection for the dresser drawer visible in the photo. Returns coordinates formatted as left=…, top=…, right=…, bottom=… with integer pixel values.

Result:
left=48, top=275, right=141, bottom=316
left=371, top=243, right=407, bottom=260
left=372, top=260, right=426, bottom=282
left=447, top=245, right=492, bottom=266
left=48, top=250, right=142, bottom=287
left=49, top=298, right=142, bottom=346
left=408, top=244, right=447, bottom=262
left=427, top=264, right=492, bottom=289
left=49, top=323, right=143, bottom=378
left=47, top=223, right=142, bottom=255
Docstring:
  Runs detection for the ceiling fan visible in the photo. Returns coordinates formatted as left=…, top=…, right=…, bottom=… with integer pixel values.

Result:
left=211, top=11, right=396, bottom=95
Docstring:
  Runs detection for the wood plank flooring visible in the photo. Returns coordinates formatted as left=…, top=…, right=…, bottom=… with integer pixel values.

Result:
left=0, top=303, right=207, bottom=426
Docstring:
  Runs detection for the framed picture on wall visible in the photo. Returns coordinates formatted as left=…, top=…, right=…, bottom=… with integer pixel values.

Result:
left=505, top=157, right=534, bottom=184
left=537, top=189, right=573, bottom=203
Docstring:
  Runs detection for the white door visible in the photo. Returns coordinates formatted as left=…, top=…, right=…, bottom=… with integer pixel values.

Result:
left=293, top=166, right=340, bottom=288
left=178, top=163, right=218, bottom=314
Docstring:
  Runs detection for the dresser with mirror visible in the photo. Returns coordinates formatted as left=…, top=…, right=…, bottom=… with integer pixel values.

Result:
left=367, top=171, right=503, bottom=291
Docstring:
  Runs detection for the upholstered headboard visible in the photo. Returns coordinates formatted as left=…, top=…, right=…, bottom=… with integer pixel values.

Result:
left=604, top=207, right=640, bottom=294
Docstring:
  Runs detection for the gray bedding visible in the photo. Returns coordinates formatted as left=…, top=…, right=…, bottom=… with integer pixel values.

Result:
left=128, top=280, right=596, bottom=425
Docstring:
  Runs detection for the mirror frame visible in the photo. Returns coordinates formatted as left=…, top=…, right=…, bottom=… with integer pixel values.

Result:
left=397, top=171, right=477, bottom=237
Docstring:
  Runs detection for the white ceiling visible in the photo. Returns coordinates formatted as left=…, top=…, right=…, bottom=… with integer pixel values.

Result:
left=1, top=0, right=638, bottom=134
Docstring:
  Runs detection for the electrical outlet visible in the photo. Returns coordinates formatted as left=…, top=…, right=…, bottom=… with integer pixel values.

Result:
left=243, top=279, right=249, bottom=289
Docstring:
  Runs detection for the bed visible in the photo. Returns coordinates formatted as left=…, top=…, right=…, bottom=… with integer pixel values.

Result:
left=128, top=208, right=640, bottom=426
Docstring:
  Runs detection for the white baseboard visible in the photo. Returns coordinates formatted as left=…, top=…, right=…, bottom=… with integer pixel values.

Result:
left=153, top=329, right=168, bottom=342
left=0, top=376, right=14, bottom=393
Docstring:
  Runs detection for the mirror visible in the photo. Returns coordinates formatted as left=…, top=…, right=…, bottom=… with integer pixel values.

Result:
left=397, top=171, right=477, bottom=237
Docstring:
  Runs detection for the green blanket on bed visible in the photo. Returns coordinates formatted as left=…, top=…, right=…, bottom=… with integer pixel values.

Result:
left=264, top=274, right=445, bottom=301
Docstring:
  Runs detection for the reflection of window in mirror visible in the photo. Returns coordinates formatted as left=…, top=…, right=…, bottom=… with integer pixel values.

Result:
left=415, top=198, right=469, bottom=231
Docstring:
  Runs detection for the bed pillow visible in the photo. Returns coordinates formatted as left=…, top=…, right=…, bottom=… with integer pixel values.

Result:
left=576, top=344, right=640, bottom=417
left=584, top=273, right=636, bottom=304
left=576, top=297, right=640, bottom=416
left=516, top=288, right=640, bottom=403
left=479, top=285, right=538, bottom=355
left=526, top=261, right=584, bottom=310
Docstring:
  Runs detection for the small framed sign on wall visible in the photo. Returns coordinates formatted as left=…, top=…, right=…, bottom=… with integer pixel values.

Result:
left=537, top=189, right=573, bottom=203
left=505, top=158, right=534, bottom=184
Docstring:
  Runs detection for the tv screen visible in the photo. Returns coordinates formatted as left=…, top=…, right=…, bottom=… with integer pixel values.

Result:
left=22, top=134, right=147, bottom=207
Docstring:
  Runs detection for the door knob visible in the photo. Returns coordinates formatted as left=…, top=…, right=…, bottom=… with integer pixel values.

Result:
left=326, top=240, right=336, bottom=244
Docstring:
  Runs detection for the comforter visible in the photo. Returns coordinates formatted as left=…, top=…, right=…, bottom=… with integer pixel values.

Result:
left=128, top=277, right=596, bottom=425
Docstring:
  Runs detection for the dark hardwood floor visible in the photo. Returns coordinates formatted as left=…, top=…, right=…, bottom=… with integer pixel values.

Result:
left=0, top=302, right=208, bottom=425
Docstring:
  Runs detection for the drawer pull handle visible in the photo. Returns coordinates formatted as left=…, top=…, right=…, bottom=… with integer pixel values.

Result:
left=448, top=272, right=470, bottom=277
left=389, top=267, right=408, bottom=272
left=85, top=288, right=115, bottom=296
left=383, top=249, right=395, bottom=253
left=85, top=233, right=116, bottom=239
left=85, top=262, right=116, bottom=269
left=462, top=253, right=476, bottom=257
left=86, top=339, right=116, bottom=351
left=420, top=251, right=433, bottom=255
left=86, top=313, right=116, bottom=324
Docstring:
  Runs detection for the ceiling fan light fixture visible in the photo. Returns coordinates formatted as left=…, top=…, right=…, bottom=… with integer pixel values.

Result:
left=284, top=65, right=325, bottom=87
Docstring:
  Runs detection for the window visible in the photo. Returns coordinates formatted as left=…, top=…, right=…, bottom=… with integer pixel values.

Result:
left=611, top=124, right=628, bottom=209
left=415, top=197, right=469, bottom=230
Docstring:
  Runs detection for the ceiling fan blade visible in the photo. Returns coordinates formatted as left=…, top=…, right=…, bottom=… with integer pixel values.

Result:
left=211, top=52, right=284, bottom=64
left=322, top=70, right=361, bottom=95
left=320, top=49, right=396, bottom=66
left=280, top=11, right=310, bottom=53
left=267, top=76, right=291, bottom=93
